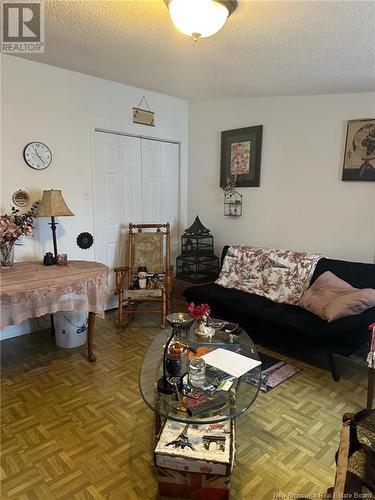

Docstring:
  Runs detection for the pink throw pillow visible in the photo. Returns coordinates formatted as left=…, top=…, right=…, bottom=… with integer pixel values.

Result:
left=299, top=271, right=375, bottom=322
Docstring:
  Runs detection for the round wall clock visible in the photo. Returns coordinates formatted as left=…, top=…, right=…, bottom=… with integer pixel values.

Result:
left=23, top=142, right=52, bottom=170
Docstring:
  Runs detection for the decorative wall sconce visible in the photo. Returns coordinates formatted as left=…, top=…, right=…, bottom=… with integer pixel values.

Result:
left=223, top=176, right=242, bottom=216
left=224, top=190, right=242, bottom=216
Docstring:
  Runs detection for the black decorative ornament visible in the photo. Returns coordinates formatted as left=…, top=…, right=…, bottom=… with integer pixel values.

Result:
left=76, top=232, right=94, bottom=250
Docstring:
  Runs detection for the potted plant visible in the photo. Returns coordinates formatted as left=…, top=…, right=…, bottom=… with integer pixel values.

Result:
left=188, top=302, right=215, bottom=337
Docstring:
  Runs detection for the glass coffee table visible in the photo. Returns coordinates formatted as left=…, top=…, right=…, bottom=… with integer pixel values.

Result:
left=139, top=323, right=261, bottom=428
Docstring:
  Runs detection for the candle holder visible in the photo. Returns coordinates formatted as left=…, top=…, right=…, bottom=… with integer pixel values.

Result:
left=157, top=313, right=194, bottom=395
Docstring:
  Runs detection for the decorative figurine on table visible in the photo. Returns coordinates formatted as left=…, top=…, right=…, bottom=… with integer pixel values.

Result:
left=188, top=302, right=215, bottom=338
left=130, top=266, right=148, bottom=290
left=43, top=252, right=55, bottom=266
left=56, top=253, right=67, bottom=266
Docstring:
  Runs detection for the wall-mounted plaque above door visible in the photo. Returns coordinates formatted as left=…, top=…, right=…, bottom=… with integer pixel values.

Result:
left=133, top=96, right=155, bottom=127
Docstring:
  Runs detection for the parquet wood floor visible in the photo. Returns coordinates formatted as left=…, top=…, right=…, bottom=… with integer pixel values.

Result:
left=1, top=308, right=369, bottom=500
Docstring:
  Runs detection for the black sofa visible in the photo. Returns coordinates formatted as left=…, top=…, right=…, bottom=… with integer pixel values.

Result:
left=184, top=246, right=375, bottom=381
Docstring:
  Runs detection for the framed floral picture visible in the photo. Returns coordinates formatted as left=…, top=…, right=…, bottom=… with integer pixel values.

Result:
left=220, top=125, right=263, bottom=188
left=342, top=118, right=375, bottom=181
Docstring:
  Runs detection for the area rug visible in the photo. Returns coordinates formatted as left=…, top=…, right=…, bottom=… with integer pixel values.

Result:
left=257, top=352, right=303, bottom=392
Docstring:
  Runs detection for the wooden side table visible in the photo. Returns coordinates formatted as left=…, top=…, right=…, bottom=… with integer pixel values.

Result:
left=0, top=260, right=108, bottom=362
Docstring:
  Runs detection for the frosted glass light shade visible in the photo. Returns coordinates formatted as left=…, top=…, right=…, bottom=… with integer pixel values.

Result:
left=167, top=0, right=231, bottom=40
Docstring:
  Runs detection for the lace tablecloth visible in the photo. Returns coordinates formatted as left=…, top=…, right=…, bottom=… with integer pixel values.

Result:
left=0, top=260, right=109, bottom=329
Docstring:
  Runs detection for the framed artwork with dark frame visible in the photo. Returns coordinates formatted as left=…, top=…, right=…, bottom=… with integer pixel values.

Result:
left=342, top=118, right=375, bottom=181
left=220, top=125, right=263, bottom=188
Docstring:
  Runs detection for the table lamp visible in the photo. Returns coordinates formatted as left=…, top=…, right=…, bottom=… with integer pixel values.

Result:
left=37, top=189, right=74, bottom=261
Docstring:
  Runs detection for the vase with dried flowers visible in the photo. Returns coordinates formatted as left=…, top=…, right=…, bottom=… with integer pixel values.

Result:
left=223, top=175, right=238, bottom=195
left=188, top=302, right=215, bottom=338
left=0, top=203, right=38, bottom=268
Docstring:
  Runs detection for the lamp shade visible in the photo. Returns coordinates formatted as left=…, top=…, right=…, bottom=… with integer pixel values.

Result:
left=37, top=189, right=74, bottom=217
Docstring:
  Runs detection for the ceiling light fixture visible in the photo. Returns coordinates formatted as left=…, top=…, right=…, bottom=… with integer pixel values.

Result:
left=164, top=0, right=238, bottom=42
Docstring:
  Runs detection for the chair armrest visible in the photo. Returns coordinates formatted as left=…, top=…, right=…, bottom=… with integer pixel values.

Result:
left=114, top=266, right=130, bottom=273
left=114, top=266, right=130, bottom=293
left=332, top=420, right=350, bottom=498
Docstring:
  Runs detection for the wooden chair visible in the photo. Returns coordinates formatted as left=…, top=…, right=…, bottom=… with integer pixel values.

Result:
left=328, top=323, right=375, bottom=499
left=114, top=223, right=173, bottom=328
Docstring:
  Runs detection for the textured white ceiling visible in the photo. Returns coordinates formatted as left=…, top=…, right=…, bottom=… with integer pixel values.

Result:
left=15, top=0, right=375, bottom=99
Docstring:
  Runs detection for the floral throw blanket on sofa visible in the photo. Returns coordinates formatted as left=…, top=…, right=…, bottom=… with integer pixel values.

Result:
left=216, top=245, right=322, bottom=305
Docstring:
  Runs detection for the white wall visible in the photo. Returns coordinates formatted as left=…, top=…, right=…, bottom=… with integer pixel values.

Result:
left=2, top=55, right=374, bottom=340
left=1, top=54, right=188, bottom=339
left=188, top=93, right=375, bottom=263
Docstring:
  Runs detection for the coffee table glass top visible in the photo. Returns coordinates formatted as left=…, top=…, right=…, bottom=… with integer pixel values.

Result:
left=139, top=324, right=261, bottom=425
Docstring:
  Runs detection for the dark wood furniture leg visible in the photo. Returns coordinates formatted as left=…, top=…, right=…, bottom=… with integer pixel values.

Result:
left=327, top=351, right=340, bottom=382
left=155, top=413, right=162, bottom=440
left=367, top=367, right=374, bottom=411
left=87, top=312, right=96, bottom=362
left=118, top=288, right=124, bottom=327
left=50, top=314, right=55, bottom=337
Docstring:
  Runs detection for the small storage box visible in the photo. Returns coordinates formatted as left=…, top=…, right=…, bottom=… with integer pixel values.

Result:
left=157, top=468, right=231, bottom=500
left=154, top=420, right=235, bottom=499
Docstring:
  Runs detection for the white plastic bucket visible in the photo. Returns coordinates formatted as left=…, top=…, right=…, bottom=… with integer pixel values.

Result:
left=53, top=310, right=88, bottom=348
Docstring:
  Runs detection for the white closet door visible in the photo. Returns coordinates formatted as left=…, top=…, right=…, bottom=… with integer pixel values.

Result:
left=93, top=132, right=142, bottom=303
left=142, top=139, right=179, bottom=259
left=161, top=142, right=179, bottom=259
left=93, top=133, right=179, bottom=309
left=141, top=139, right=162, bottom=223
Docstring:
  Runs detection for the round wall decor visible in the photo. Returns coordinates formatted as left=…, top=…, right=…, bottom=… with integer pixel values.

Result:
left=76, top=232, right=94, bottom=250
left=12, top=189, right=30, bottom=207
left=23, top=142, right=52, bottom=170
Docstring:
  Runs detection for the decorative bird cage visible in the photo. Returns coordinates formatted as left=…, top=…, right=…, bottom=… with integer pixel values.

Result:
left=176, top=216, right=219, bottom=283
left=224, top=190, right=242, bottom=216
